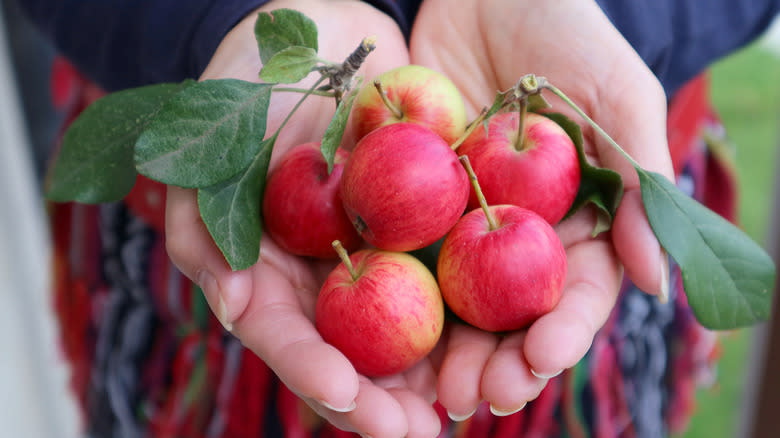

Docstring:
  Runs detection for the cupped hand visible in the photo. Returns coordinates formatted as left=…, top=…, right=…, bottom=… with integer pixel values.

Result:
left=165, top=1, right=441, bottom=436
left=409, top=0, right=675, bottom=418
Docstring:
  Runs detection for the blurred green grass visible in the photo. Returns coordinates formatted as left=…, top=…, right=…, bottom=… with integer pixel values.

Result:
left=679, top=38, right=780, bottom=438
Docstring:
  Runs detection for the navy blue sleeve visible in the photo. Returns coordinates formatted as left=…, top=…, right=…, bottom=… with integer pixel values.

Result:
left=16, top=0, right=412, bottom=92
left=17, top=0, right=271, bottom=91
left=17, top=0, right=780, bottom=96
left=595, top=0, right=780, bottom=96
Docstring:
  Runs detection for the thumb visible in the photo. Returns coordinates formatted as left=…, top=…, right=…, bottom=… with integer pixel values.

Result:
left=164, top=185, right=253, bottom=330
left=591, top=67, right=674, bottom=303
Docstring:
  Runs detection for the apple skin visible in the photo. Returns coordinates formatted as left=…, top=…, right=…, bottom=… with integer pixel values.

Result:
left=458, top=112, right=580, bottom=225
left=262, top=142, right=362, bottom=258
left=340, top=123, right=470, bottom=252
left=316, top=249, right=445, bottom=377
left=351, top=65, right=467, bottom=145
left=437, top=204, right=566, bottom=332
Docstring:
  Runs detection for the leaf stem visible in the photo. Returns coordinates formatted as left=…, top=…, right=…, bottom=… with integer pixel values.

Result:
left=332, top=240, right=358, bottom=281
left=542, top=83, right=640, bottom=169
left=273, top=87, right=336, bottom=98
left=451, top=107, right=487, bottom=151
left=272, top=76, right=327, bottom=138
left=374, top=80, right=404, bottom=119
left=459, top=155, right=497, bottom=230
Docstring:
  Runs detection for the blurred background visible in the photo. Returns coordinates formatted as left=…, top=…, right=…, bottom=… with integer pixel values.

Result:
left=0, top=2, right=778, bottom=437
left=681, top=15, right=780, bottom=438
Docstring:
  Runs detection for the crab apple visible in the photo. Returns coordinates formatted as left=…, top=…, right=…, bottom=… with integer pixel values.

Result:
left=351, top=65, right=467, bottom=145
left=262, top=142, right=362, bottom=258
left=437, top=204, right=567, bottom=332
left=458, top=112, right=580, bottom=225
left=316, top=242, right=445, bottom=377
left=340, top=123, right=469, bottom=252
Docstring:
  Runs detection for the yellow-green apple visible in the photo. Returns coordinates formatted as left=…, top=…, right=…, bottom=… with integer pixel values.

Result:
left=316, top=241, right=445, bottom=377
left=262, top=142, right=362, bottom=258
left=339, top=123, right=469, bottom=251
left=351, top=65, right=467, bottom=144
left=458, top=112, right=580, bottom=225
left=437, top=204, right=566, bottom=332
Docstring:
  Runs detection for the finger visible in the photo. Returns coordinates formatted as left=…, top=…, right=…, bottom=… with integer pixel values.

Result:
left=480, top=332, right=548, bottom=416
left=345, top=378, right=409, bottom=438
left=436, top=324, right=498, bottom=421
left=613, top=189, right=669, bottom=301
left=523, top=239, right=622, bottom=377
left=385, top=387, right=442, bottom=438
left=164, top=185, right=253, bottom=330
left=401, top=359, right=439, bottom=405
left=302, top=378, right=408, bottom=437
left=588, top=54, right=673, bottom=301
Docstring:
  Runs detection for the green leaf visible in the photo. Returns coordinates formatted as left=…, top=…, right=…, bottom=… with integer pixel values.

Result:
left=259, top=46, right=318, bottom=84
left=482, top=90, right=507, bottom=133
left=135, top=79, right=272, bottom=188
left=527, top=94, right=551, bottom=113
left=197, top=137, right=275, bottom=271
left=255, top=9, right=318, bottom=64
left=320, top=86, right=359, bottom=173
left=545, top=112, right=623, bottom=235
left=638, top=169, right=776, bottom=329
left=46, top=81, right=192, bottom=203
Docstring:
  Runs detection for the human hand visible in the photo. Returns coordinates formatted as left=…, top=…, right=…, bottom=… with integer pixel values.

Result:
left=165, top=2, right=442, bottom=436
left=409, top=0, right=674, bottom=418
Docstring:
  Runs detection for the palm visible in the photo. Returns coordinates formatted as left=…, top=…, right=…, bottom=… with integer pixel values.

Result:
left=410, top=0, right=675, bottom=416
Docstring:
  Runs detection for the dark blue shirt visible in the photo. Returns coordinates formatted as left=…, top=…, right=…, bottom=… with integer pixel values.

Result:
left=17, top=0, right=780, bottom=96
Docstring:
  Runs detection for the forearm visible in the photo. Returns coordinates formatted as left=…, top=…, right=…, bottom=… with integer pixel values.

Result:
left=17, top=0, right=270, bottom=91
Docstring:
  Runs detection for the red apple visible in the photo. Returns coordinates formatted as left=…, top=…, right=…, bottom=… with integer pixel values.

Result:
left=458, top=112, right=580, bottom=225
left=262, top=142, right=362, bottom=258
left=340, top=123, right=469, bottom=252
left=437, top=204, right=566, bottom=332
left=316, top=242, right=445, bottom=377
left=351, top=65, right=467, bottom=145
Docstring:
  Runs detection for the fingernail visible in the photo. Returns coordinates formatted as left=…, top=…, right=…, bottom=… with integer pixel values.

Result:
left=531, top=368, right=562, bottom=379
left=359, top=434, right=373, bottom=438
left=447, top=408, right=477, bottom=422
left=489, top=402, right=526, bottom=417
left=197, top=270, right=233, bottom=332
left=318, top=399, right=357, bottom=413
left=217, top=295, right=233, bottom=332
left=658, top=248, right=670, bottom=304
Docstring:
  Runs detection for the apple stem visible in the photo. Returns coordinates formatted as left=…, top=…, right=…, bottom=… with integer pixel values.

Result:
left=373, top=79, right=404, bottom=120
left=542, top=82, right=640, bottom=169
left=332, top=240, right=359, bottom=281
left=270, top=76, right=327, bottom=141
left=451, top=107, right=488, bottom=151
left=315, top=36, right=377, bottom=105
left=514, top=98, right=527, bottom=151
left=459, top=156, right=498, bottom=231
